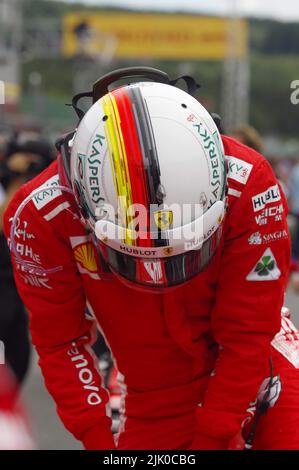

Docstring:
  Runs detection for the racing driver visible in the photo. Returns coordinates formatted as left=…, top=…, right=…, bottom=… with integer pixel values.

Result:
left=3, top=68, right=294, bottom=450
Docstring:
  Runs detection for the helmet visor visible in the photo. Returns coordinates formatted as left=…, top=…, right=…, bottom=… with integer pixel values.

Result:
left=98, top=226, right=222, bottom=289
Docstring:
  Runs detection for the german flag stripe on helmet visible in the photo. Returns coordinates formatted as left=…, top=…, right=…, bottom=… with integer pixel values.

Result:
left=111, top=87, right=152, bottom=247
left=102, top=92, right=135, bottom=246
left=127, top=86, right=168, bottom=247
left=102, top=85, right=169, bottom=247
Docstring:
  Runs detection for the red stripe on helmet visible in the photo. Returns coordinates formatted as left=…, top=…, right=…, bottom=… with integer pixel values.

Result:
left=112, top=87, right=152, bottom=247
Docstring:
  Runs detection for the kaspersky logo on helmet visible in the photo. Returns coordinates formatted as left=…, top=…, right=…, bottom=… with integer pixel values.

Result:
left=191, top=121, right=225, bottom=208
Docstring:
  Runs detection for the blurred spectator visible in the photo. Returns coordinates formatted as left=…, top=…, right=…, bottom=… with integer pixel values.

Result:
left=0, top=130, right=10, bottom=206
left=0, top=184, right=4, bottom=206
left=289, top=158, right=299, bottom=260
left=0, top=131, right=54, bottom=385
left=232, top=126, right=299, bottom=258
left=231, top=125, right=263, bottom=153
left=0, top=365, right=34, bottom=449
left=275, top=160, right=293, bottom=200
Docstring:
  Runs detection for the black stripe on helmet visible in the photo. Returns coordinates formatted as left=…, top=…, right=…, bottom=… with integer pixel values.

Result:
left=128, top=86, right=168, bottom=247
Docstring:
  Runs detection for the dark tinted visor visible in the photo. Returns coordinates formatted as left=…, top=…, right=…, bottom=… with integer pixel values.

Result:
left=98, top=226, right=223, bottom=289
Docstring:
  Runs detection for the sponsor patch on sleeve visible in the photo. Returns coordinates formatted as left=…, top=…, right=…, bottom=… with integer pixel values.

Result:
left=246, top=248, right=281, bottom=281
left=226, top=155, right=253, bottom=185
left=70, top=236, right=101, bottom=280
left=248, top=229, right=288, bottom=245
left=252, top=185, right=281, bottom=212
left=20, top=273, right=52, bottom=290
left=255, top=204, right=284, bottom=226
left=31, top=175, right=62, bottom=210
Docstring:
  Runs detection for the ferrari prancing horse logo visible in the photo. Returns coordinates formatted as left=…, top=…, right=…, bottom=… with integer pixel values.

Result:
left=154, top=210, right=173, bottom=231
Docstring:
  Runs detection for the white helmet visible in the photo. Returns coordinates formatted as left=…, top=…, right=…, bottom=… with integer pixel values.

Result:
left=69, top=67, right=227, bottom=289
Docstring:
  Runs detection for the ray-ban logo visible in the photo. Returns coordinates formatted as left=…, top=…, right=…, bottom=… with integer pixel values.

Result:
left=291, top=80, right=299, bottom=105
left=0, top=341, right=5, bottom=364
left=0, top=81, right=5, bottom=104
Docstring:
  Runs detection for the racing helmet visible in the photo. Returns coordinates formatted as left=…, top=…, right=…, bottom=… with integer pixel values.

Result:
left=69, top=67, right=227, bottom=289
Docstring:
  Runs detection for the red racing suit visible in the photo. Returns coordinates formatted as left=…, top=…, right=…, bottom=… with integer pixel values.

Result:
left=3, top=136, right=291, bottom=450
left=230, top=310, right=299, bottom=450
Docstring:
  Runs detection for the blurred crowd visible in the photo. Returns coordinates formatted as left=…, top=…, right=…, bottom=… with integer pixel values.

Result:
left=1, top=123, right=299, bottom=449
left=0, top=128, right=55, bottom=383
left=231, top=125, right=299, bottom=265
left=0, top=127, right=122, bottom=448
left=0, top=128, right=55, bottom=449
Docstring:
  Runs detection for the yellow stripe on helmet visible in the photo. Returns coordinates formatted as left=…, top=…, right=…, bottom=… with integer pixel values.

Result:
left=102, top=93, right=135, bottom=245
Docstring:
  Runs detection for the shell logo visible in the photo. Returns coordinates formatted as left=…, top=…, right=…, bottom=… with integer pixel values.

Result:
left=74, top=243, right=98, bottom=272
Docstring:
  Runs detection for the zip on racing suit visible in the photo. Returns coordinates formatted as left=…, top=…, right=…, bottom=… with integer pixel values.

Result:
left=3, top=135, right=291, bottom=450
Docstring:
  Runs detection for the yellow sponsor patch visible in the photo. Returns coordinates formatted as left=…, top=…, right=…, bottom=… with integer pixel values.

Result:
left=154, top=210, right=173, bottom=231
left=74, top=243, right=98, bottom=273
